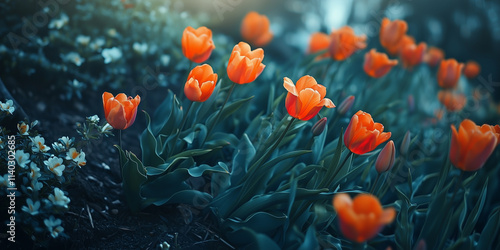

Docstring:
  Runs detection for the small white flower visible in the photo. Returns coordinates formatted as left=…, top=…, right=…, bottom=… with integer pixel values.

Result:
left=133, top=42, right=148, bottom=55
left=48, top=13, right=69, bottom=29
left=59, top=136, right=73, bottom=149
left=160, top=55, right=170, bottom=66
left=61, top=52, right=85, bottom=66
left=69, top=79, right=85, bottom=89
left=31, top=135, right=50, bottom=153
left=76, top=35, right=91, bottom=46
left=17, top=122, right=29, bottom=135
left=48, top=187, right=71, bottom=208
left=15, top=150, right=31, bottom=169
left=0, top=100, right=15, bottom=114
left=159, top=241, right=171, bottom=250
left=22, top=198, right=41, bottom=216
left=29, top=162, right=41, bottom=180
left=44, top=156, right=65, bottom=176
left=89, top=37, right=105, bottom=52
left=29, top=180, right=43, bottom=192
left=44, top=216, right=64, bottom=238
left=107, top=28, right=118, bottom=37
left=88, top=115, right=100, bottom=123
left=75, top=152, right=86, bottom=167
left=101, top=47, right=122, bottom=64
left=66, top=148, right=82, bottom=161
left=101, top=123, right=113, bottom=133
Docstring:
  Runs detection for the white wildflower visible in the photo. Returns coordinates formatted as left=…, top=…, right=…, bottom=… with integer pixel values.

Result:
left=17, top=121, right=29, bottom=135
left=48, top=187, right=71, bottom=208
left=61, top=52, right=85, bottom=66
left=0, top=100, right=15, bottom=114
left=76, top=35, right=91, bottom=46
left=133, top=42, right=148, bottom=55
left=22, top=198, right=41, bottom=216
left=15, top=150, right=31, bottom=169
left=101, top=47, right=122, bottom=64
left=44, top=156, right=65, bottom=176
left=48, top=13, right=69, bottom=29
left=31, top=135, right=50, bottom=153
left=44, top=216, right=64, bottom=238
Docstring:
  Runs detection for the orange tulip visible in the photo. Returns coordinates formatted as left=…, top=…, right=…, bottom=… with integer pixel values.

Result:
left=463, top=60, right=481, bottom=79
left=437, top=59, right=464, bottom=88
left=308, top=32, right=331, bottom=60
left=283, top=76, right=335, bottom=121
left=479, top=124, right=500, bottom=147
left=184, top=64, right=218, bottom=102
left=424, top=47, right=444, bottom=67
left=363, top=49, right=398, bottom=78
left=450, top=119, right=498, bottom=171
left=102, top=92, right=140, bottom=130
left=438, top=90, right=466, bottom=112
left=241, top=11, right=273, bottom=47
left=329, top=26, right=367, bottom=61
left=181, top=26, right=215, bottom=63
left=333, top=193, right=396, bottom=243
left=227, top=42, right=265, bottom=84
left=385, top=34, right=414, bottom=56
left=379, top=18, right=408, bottom=51
left=400, top=42, right=427, bottom=68
left=344, top=111, right=391, bottom=155
left=375, top=140, right=396, bottom=174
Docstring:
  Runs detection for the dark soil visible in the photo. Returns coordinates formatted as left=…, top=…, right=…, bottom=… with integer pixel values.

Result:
left=0, top=74, right=232, bottom=249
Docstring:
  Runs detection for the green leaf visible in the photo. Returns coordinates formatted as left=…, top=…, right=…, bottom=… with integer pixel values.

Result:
left=151, top=90, right=174, bottom=135
left=115, top=146, right=147, bottom=213
left=312, top=123, right=327, bottom=164
left=461, top=178, right=488, bottom=238
left=477, top=207, right=500, bottom=249
left=206, top=95, right=255, bottom=135
left=226, top=211, right=287, bottom=234
left=159, top=93, right=183, bottom=136
left=144, top=157, right=189, bottom=176
left=140, top=111, right=165, bottom=167
left=231, top=134, right=255, bottom=185
left=168, top=148, right=212, bottom=160
left=188, top=163, right=230, bottom=177
left=298, top=226, right=319, bottom=250
left=225, top=227, right=281, bottom=250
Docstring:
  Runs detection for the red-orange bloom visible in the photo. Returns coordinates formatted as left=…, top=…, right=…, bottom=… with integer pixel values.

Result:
left=463, top=60, right=481, bottom=79
left=283, top=76, right=335, bottom=121
left=241, top=11, right=273, bottom=47
left=363, top=49, right=398, bottom=78
left=184, top=64, right=218, bottom=102
left=424, top=47, right=445, bottom=67
left=400, top=42, right=427, bottom=68
left=379, top=18, right=408, bottom=51
left=181, top=26, right=215, bottom=63
left=479, top=124, right=500, bottom=147
left=102, top=92, right=140, bottom=130
left=450, top=119, right=498, bottom=171
left=329, top=26, right=367, bottom=61
left=227, top=42, right=265, bottom=84
left=333, top=193, right=396, bottom=243
left=385, top=34, right=414, bottom=56
left=308, top=32, right=331, bottom=60
left=437, top=59, right=464, bottom=88
left=438, top=90, right=466, bottom=112
left=344, top=111, right=391, bottom=155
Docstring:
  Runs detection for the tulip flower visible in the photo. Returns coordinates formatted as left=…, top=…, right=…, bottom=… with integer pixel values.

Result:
left=227, top=42, right=265, bottom=84
left=437, top=59, right=464, bottom=89
left=333, top=193, right=396, bottom=243
left=344, top=111, right=391, bottom=155
left=329, top=26, right=367, bottom=61
left=479, top=124, right=500, bottom=147
left=463, top=60, right=481, bottom=79
left=385, top=34, right=414, bottom=56
left=400, top=131, right=411, bottom=156
left=400, top=42, right=427, bottom=68
left=379, top=18, right=408, bottom=51
left=375, top=140, right=396, bottom=174
left=311, top=117, right=328, bottom=136
left=184, top=64, right=218, bottom=102
left=308, top=32, right=331, bottom=60
left=181, top=26, right=215, bottom=63
left=241, top=11, right=273, bottom=47
left=424, top=47, right=444, bottom=67
left=363, top=49, right=398, bottom=78
left=102, top=92, right=141, bottom=130
left=438, top=90, right=466, bottom=112
left=450, top=119, right=498, bottom=171
left=283, top=76, right=335, bottom=121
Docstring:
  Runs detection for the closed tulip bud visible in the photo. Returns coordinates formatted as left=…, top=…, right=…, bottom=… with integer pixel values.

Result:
left=227, top=42, right=265, bottom=84
left=363, top=49, right=398, bottom=78
left=308, top=32, right=331, bottom=60
left=424, top=47, right=444, bottom=67
left=375, top=140, right=396, bottom=173
left=407, top=95, right=415, bottom=113
left=400, top=42, right=427, bottom=68
left=184, top=64, right=218, bottom=102
left=344, top=111, right=391, bottom=155
left=400, top=131, right=411, bottom=156
left=311, top=117, right=327, bottom=136
left=438, top=90, right=467, bottom=112
left=338, top=95, right=355, bottom=116
left=102, top=92, right=140, bottom=130
left=379, top=18, right=408, bottom=51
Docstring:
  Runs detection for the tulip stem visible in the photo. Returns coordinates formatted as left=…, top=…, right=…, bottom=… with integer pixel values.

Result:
left=170, top=101, right=194, bottom=156
left=203, top=81, right=237, bottom=146
left=370, top=173, right=381, bottom=194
